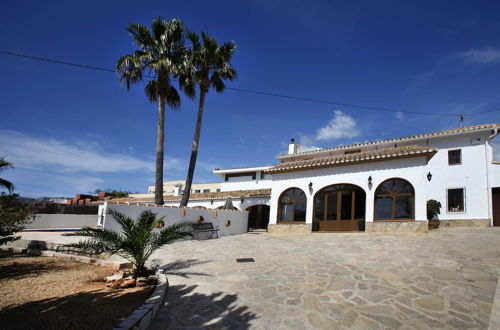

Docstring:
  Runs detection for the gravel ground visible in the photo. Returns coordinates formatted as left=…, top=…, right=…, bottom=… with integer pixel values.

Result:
left=0, top=251, right=153, bottom=330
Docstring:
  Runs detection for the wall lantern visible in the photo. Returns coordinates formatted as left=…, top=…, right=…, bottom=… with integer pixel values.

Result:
left=240, top=197, right=244, bottom=204
left=210, top=199, right=214, bottom=205
left=427, top=172, right=432, bottom=182
left=308, top=182, right=313, bottom=191
left=368, top=176, right=373, bottom=185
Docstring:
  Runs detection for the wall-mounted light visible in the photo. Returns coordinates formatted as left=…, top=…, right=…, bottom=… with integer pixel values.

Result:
left=308, top=182, right=313, bottom=191
left=368, top=176, right=373, bottom=185
left=240, top=197, right=244, bottom=204
left=427, top=172, right=432, bottom=182
left=210, top=199, right=214, bottom=205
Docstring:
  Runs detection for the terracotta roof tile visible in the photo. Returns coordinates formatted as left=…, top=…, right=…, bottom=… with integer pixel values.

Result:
left=93, top=189, right=271, bottom=204
left=267, top=145, right=437, bottom=173
left=278, top=123, right=499, bottom=159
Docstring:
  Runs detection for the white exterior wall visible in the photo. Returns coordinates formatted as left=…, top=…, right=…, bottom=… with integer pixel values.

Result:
left=25, top=214, right=99, bottom=229
left=269, top=157, right=429, bottom=225
left=162, top=197, right=270, bottom=211
left=220, top=179, right=273, bottom=192
left=425, top=133, right=493, bottom=221
left=268, top=131, right=498, bottom=226
left=102, top=203, right=248, bottom=237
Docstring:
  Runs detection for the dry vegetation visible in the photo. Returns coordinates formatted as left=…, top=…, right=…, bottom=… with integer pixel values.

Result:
left=0, top=251, right=153, bottom=330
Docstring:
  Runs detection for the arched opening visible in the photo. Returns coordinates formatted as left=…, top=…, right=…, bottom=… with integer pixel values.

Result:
left=216, top=205, right=238, bottom=210
left=374, top=178, right=415, bottom=220
left=313, top=184, right=366, bottom=231
left=246, top=205, right=270, bottom=230
left=277, top=188, right=307, bottom=223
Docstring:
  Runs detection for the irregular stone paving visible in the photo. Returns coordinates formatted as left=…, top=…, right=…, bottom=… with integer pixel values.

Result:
left=148, top=228, right=500, bottom=329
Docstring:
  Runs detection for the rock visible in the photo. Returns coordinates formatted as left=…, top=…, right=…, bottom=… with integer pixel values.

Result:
left=119, top=278, right=136, bottom=288
left=147, top=275, right=158, bottom=285
left=136, top=277, right=148, bottom=287
left=106, top=278, right=124, bottom=288
left=105, top=274, right=122, bottom=282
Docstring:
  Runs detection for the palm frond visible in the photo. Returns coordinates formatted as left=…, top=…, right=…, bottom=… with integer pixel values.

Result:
left=0, top=178, right=14, bottom=193
left=165, top=86, right=181, bottom=109
left=116, top=54, right=144, bottom=90
left=127, top=23, right=155, bottom=51
left=0, top=157, right=14, bottom=172
left=144, top=80, right=158, bottom=103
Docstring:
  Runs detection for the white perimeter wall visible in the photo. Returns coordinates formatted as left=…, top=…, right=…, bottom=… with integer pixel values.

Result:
left=25, top=214, right=99, bottom=229
left=162, top=197, right=270, bottom=211
left=102, top=203, right=248, bottom=236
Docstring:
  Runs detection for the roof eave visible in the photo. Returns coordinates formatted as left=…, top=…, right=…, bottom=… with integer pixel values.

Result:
left=268, top=149, right=437, bottom=174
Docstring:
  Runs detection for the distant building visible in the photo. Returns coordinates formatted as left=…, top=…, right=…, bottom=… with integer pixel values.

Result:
left=145, top=181, right=221, bottom=196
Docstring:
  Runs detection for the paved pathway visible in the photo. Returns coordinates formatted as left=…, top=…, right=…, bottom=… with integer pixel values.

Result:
left=148, top=228, right=500, bottom=329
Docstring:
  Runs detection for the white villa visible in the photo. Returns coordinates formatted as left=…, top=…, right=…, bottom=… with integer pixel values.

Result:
left=116, top=123, right=500, bottom=233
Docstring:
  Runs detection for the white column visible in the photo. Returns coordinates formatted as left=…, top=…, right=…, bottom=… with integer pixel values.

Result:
left=365, top=183, right=375, bottom=222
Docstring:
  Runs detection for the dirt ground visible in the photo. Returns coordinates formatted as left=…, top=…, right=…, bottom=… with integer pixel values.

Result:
left=0, top=251, right=154, bottom=330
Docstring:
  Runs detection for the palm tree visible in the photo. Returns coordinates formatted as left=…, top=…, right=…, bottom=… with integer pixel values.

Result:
left=65, top=209, right=192, bottom=277
left=117, top=17, right=193, bottom=205
left=0, top=157, right=14, bottom=193
left=180, top=32, right=237, bottom=206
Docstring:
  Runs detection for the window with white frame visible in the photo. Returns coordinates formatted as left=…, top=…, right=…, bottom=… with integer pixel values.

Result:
left=447, top=188, right=465, bottom=212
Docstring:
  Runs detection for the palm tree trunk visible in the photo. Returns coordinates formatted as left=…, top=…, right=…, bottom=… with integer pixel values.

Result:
left=154, top=96, right=165, bottom=205
left=180, top=89, right=207, bottom=206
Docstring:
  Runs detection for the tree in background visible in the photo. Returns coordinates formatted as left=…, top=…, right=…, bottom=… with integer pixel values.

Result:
left=65, top=209, right=192, bottom=277
left=117, top=17, right=193, bottom=205
left=0, top=158, right=30, bottom=244
left=180, top=32, right=237, bottom=206
left=0, top=194, right=30, bottom=244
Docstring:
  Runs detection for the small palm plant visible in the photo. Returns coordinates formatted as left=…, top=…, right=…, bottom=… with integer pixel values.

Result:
left=65, top=209, right=192, bottom=277
left=0, top=157, right=15, bottom=193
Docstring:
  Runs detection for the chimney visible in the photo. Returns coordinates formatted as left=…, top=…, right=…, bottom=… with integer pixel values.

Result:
left=173, top=185, right=182, bottom=196
left=288, top=138, right=298, bottom=155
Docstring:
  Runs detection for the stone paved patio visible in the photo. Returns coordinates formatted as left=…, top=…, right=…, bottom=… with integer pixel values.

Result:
left=148, top=228, right=500, bottom=329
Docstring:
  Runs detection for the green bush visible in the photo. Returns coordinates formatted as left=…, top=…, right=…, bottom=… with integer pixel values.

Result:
left=427, top=199, right=442, bottom=220
left=0, top=193, right=30, bottom=244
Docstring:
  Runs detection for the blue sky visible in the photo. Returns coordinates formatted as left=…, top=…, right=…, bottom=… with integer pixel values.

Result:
left=1, top=0, right=499, bottom=197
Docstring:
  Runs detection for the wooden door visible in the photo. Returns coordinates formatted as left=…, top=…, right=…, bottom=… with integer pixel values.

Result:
left=318, top=190, right=359, bottom=231
left=493, top=188, right=500, bottom=226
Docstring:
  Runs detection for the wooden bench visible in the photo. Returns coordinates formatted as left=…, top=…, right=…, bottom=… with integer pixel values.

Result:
left=192, top=222, right=220, bottom=240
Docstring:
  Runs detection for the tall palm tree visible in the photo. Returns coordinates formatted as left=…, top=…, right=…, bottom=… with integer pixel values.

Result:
left=117, top=17, right=193, bottom=205
left=65, top=209, right=193, bottom=277
left=0, top=157, right=14, bottom=193
left=180, top=32, right=237, bottom=206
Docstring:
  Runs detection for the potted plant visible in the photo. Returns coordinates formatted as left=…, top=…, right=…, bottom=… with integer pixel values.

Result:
left=427, top=199, right=442, bottom=230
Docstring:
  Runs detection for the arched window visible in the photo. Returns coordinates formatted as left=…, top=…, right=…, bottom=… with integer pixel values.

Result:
left=278, top=188, right=307, bottom=223
left=375, top=178, right=414, bottom=220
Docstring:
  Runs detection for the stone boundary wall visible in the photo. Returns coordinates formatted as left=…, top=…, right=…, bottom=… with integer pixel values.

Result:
left=365, top=221, right=428, bottom=233
left=25, top=214, right=98, bottom=229
left=103, top=203, right=248, bottom=237
left=268, top=224, right=312, bottom=234
left=114, top=272, right=168, bottom=330
left=439, top=219, right=490, bottom=228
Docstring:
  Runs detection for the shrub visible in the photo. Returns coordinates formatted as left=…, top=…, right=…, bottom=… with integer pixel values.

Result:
left=65, top=209, right=193, bottom=277
left=427, top=199, right=442, bottom=220
left=0, top=193, right=30, bottom=244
